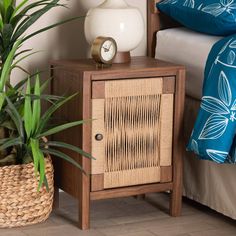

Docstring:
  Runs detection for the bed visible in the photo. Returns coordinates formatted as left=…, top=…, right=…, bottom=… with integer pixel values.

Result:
left=147, top=0, right=236, bottom=219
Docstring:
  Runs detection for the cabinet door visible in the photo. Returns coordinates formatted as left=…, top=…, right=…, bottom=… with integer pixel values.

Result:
left=91, top=77, right=175, bottom=191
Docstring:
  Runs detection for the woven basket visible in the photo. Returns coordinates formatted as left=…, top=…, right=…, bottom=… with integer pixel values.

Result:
left=0, top=157, right=54, bottom=228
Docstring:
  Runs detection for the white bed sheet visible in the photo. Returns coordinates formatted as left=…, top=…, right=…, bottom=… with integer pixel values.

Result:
left=155, top=28, right=236, bottom=220
left=155, top=27, right=222, bottom=99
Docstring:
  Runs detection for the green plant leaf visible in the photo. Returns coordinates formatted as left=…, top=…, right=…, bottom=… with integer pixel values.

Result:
left=37, top=93, right=77, bottom=134
left=32, top=74, right=40, bottom=132
left=5, top=96, right=24, bottom=140
left=0, top=92, right=6, bottom=110
left=12, top=0, right=60, bottom=41
left=37, top=120, right=89, bottom=138
left=11, top=0, right=28, bottom=17
left=44, top=141, right=95, bottom=160
left=10, top=0, right=56, bottom=27
left=30, top=138, right=45, bottom=190
left=0, top=39, right=22, bottom=92
left=0, top=136, right=23, bottom=150
left=41, top=147, right=86, bottom=174
left=40, top=78, right=51, bottom=93
left=24, top=78, right=32, bottom=138
left=12, top=50, right=43, bottom=68
left=23, top=16, right=83, bottom=42
left=13, top=69, right=46, bottom=90
left=3, top=0, right=13, bottom=11
left=0, top=14, right=3, bottom=30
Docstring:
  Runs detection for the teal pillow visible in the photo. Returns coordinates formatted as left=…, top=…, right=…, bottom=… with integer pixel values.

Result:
left=157, top=0, right=236, bottom=36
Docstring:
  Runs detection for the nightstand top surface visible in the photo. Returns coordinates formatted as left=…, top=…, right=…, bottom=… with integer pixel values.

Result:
left=51, top=56, right=184, bottom=73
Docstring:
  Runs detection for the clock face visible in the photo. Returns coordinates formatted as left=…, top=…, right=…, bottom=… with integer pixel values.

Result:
left=100, top=40, right=116, bottom=63
left=91, top=36, right=117, bottom=64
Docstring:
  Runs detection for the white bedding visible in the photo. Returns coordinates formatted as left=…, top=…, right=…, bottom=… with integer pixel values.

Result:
left=155, top=27, right=222, bottom=99
left=155, top=27, right=236, bottom=220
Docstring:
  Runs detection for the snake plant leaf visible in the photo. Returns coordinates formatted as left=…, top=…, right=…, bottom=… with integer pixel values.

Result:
left=10, top=0, right=55, bottom=27
left=0, top=14, right=3, bottom=30
left=30, top=138, right=45, bottom=190
left=13, top=69, right=46, bottom=90
left=0, top=1, right=4, bottom=16
left=44, top=141, right=95, bottom=160
left=0, top=136, right=22, bottom=150
left=23, top=16, right=83, bottom=42
left=5, top=4, right=14, bottom=23
left=11, top=0, right=28, bottom=18
left=40, top=78, right=51, bottom=93
left=37, top=120, right=89, bottom=138
left=2, top=23, right=13, bottom=42
left=41, top=147, right=86, bottom=174
left=14, top=48, right=32, bottom=59
left=0, top=92, right=5, bottom=110
left=37, top=93, right=77, bottom=134
left=0, top=119, right=15, bottom=130
left=0, top=39, right=22, bottom=92
left=3, top=0, right=13, bottom=11
left=12, top=0, right=60, bottom=41
left=30, top=138, right=39, bottom=174
left=32, top=74, right=40, bottom=132
left=0, top=137, right=12, bottom=144
left=12, top=50, right=43, bottom=68
left=38, top=149, right=45, bottom=190
left=5, top=96, right=24, bottom=140
left=24, top=78, right=32, bottom=138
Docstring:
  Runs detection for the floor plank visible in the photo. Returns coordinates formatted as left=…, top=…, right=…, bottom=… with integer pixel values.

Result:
left=0, top=192, right=235, bottom=236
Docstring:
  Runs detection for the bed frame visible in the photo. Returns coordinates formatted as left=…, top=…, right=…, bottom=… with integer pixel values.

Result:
left=147, top=0, right=180, bottom=57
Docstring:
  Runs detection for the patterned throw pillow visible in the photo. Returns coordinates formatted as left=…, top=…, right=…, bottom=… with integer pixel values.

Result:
left=157, top=0, right=236, bottom=36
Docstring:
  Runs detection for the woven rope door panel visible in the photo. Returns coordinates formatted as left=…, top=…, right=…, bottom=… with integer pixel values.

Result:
left=91, top=77, right=175, bottom=190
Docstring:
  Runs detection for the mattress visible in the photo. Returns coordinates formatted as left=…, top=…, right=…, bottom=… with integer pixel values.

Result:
left=155, top=28, right=236, bottom=220
left=155, top=27, right=222, bottom=99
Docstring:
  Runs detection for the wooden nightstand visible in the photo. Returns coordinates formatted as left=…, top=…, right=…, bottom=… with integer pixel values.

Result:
left=51, top=57, right=185, bottom=230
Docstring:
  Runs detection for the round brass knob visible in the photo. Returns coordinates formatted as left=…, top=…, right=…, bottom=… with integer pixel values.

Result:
left=95, top=134, right=103, bottom=141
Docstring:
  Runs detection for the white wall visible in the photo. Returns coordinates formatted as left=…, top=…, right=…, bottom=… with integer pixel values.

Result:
left=14, top=0, right=147, bottom=81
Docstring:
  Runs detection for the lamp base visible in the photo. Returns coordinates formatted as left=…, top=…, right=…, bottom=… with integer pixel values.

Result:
left=113, top=52, right=131, bottom=64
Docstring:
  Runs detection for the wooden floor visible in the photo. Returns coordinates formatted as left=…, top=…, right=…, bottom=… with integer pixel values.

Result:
left=2, top=192, right=236, bottom=236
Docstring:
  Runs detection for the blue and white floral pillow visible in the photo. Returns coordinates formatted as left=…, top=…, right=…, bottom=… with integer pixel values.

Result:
left=188, top=35, right=236, bottom=163
left=157, top=0, right=236, bottom=36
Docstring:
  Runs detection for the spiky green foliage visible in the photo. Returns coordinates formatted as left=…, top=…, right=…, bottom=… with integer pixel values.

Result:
left=0, top=0, right=81, bottom=64
left=0, top=75, right=93, bottom=190
left=0, top=0, right=89, bottom=190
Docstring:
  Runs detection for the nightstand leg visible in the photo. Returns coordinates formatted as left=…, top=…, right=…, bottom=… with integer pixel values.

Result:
left=78, top=174, right=90, bottom=230
left=170, top=172, right=182, bottom=216
left=170, top=145, right=183, bottom=216
left=170, top=69, right=185, bottom=217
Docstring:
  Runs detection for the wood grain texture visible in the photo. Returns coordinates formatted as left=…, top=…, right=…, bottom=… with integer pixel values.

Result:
left=170, top=69, right=186, bottom=217
left=91, top=182, right=173, bottom=201
left=160, top=166, right=172, bottom=183
left=163, top=77, right=175, bottom=94
left=147, top=0, right=181, bottom=57
left=51, top=57, right=185, bottom=229
left=92, top=81, right=105, bottom=99
left=91, top=174, right=104, bottom=192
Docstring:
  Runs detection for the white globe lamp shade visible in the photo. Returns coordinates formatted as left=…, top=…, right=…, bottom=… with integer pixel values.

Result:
left=84, top=0, right=144, bottom=63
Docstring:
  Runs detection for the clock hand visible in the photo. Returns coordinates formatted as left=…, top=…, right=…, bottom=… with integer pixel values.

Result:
left=102, top=46, right=109, bottom=52
left=108, top=43, right=113, bottom=50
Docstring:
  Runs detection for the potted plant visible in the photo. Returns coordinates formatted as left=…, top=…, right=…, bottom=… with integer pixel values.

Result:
left=0, top=0, right=90, bottom=228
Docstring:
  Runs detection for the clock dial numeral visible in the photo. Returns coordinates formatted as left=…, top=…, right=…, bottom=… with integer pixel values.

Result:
left=101, top=40, right=116, bottom=62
